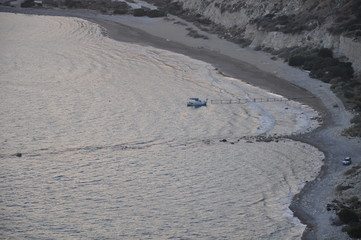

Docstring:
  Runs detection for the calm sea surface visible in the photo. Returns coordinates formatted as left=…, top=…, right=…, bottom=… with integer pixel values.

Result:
left=0, top=13, right=323, bottom=239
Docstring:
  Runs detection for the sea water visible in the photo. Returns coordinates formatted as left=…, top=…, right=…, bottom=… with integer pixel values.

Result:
left=0, top=13, right=323, bottom=239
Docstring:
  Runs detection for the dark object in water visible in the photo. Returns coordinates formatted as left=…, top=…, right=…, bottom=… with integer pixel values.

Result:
left=15, top=153, right=22, bottom=157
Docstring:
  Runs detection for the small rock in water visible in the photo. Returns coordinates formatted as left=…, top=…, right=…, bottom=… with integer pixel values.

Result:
left=220, top=139, right=227, bottom=142
left=15, top=153, right=22, bottom=157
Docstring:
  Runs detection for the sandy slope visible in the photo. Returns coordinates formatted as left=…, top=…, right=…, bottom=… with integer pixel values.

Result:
left=1, top=6, right=360, bottom=239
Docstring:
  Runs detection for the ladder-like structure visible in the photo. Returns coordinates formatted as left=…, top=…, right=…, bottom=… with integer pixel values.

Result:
left=210, top=96, right=315, bottom=104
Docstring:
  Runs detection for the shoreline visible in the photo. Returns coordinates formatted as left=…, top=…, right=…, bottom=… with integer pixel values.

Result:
left=69, top=17, right=361, bottom=239
left=2, top=7, right=360, bottom=239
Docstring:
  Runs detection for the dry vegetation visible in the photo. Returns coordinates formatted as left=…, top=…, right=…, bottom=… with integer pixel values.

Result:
left=283, top=47, right=361, bottom=137
left=327, top=164, right=361, bottom=238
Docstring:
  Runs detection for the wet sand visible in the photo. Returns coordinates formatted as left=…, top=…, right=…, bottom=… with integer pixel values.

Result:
left=1, top=6, right=360, bottom=239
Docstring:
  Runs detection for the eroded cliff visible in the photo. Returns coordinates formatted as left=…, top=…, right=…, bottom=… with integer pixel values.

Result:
left=155, top=0, right=361, bottom=73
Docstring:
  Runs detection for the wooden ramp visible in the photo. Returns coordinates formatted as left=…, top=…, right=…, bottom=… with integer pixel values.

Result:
left=210, top=96, right=315, bottom=104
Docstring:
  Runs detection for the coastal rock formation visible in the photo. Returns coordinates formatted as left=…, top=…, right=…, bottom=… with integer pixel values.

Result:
left=155, top=0, right=361, bottom=73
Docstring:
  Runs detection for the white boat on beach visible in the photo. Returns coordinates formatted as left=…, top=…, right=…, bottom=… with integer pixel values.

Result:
left=342, top=156, right=352, bottom=165
left=187, top=98, right=207, bottom=107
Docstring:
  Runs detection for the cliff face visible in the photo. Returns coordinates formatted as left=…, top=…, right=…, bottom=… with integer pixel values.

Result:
left=166, top=0, right=361, bottom=73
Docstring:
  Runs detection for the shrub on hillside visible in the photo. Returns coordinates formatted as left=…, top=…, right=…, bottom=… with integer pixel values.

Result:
left=291, top=52, right=354, bottom=82
left=343, top=124, right=361, bottom=137
left=288, top=55, right=306, bottom=66
left=351, top=99, right=360, bottom=109
left=342, top=224, right=361, bottom=238
left=287, top=48, right=354, bottom=87
left=21, top=0, right=34, bottom=7
left=351, top=114, right=361, bottom=125
left=322, top=64, right=354, bottom=82
left=338, top=208, right=359, bottom=224
left=310, top=68, right=326, bottom=80
left=112, top=2, right=129, bottom=15
left=146, top=9, right=166, bottom=18
left=344, top=90, right=355, bottom=99
left=133, top=8, right=146, bottom=17
left=318, top=48, right=333, bottom=58
left=343, top=114, right=361, bottom=137
left=43, top=0, right=58, bottom=7
left=302, top=56, right=324, bottom=71
left=161, top=2, right=184, bottom=15
left=64, top=0, right=82, bottom=8
left=114, top=8, right=128, bottom=15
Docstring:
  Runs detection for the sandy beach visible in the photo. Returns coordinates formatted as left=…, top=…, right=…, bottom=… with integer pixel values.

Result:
left=1, top=6, right=361, bottom=239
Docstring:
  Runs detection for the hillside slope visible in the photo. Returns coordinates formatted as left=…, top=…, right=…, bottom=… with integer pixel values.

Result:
left=151, top=0, right=361, bottom=73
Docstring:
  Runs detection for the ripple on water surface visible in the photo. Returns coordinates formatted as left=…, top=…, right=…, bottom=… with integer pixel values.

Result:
left=0, top=13, right=323, bottom=239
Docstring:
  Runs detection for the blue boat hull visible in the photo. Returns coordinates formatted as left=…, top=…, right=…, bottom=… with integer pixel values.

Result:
left=187, top=101, right=207, bottom=107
